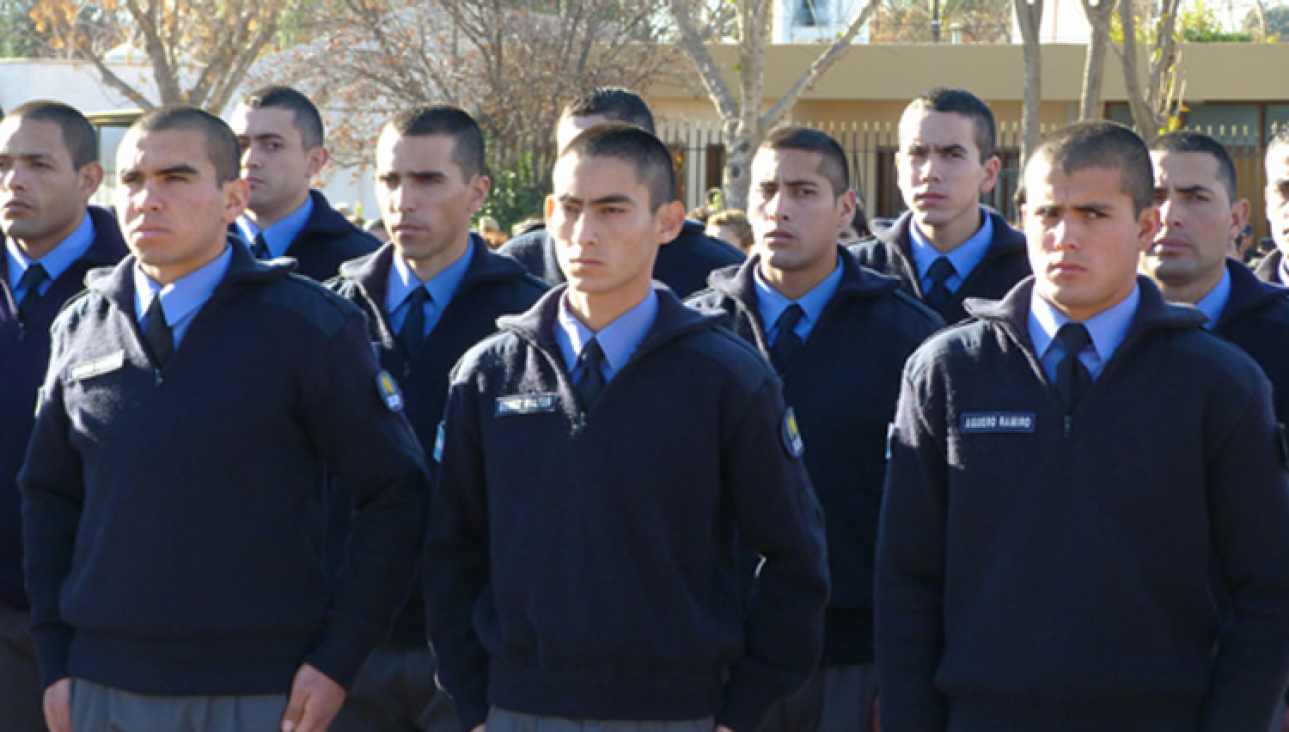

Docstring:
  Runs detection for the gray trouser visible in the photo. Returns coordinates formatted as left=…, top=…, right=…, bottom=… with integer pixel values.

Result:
left=0, top=603, right=46, bottom=732
left=487, top=707, right=713, bottom=732
left=757, top=665, right=878, bottom=732
left=71, top=678, right=288, bottom=732
left=330, top=644, right=458, bottom=732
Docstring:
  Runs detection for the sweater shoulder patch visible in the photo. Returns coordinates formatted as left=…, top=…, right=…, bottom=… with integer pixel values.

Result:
left=781, top=407, right=805, bottom=458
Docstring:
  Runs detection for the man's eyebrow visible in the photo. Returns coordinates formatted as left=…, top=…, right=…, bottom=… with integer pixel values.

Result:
left=589, top=194, right=633, bottom=206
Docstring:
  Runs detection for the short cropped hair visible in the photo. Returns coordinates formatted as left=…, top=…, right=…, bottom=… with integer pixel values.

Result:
left=1150, top=130, right=1239, bottom=201
left=906, top=88, right=997, bottom=161
left=7, top=100, right=98, bottom=169
left=760, top=126, right=850, bottom=197
left=561, top=87, right=656, bottom=134
left=131, top=105, right=242, bottom=184
left=1028, top=121, right=1154, bottom=215
left=385, top=104, right=486, bottom=180
left=240, top=85, right=325, bottom=150
left=558, top=123, right=675, bottom=211
left=708, top=209, right=753, bottom=250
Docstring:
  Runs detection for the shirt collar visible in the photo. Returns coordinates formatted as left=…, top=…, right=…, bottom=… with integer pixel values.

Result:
left=909, top=206, right=993, bottom=280
left=555, top=288, right=659, bottom=379
left=1029, top=283, right=1141, bottom=365
left=752, top=254, right=844, bottom=332
left=133, top=244, right=233, bottom=326
left=235, top=194, right=314, bottom=259
left=386, top=237, right=475, bottom=314
left=7, top=211, right=96, bottom=286
left=1193, top=265, right=1232, bottom=330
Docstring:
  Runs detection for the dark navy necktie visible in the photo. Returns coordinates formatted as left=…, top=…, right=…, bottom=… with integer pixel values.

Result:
left=924, top=257, right=955, bottom=310
left=144, top=297, right=173, bottom=366
left=769, top=304, right=805, bottom=375
left=397, top=287, right=430, bottom=358
left=576, top=339, right=607, bottom=409
left=16, top=263, right=49, bottom=323
left=1056, top=323, right=1093, bottom=412
left=251, top=233, right=270, bottom=260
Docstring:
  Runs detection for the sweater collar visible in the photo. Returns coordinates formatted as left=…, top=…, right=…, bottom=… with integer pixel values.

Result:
left=966, top=275, right=1207, bottom=352
left=874, top=208, right=1025, bottom=266
left=501, top=283, right=722, bottom=355
left=707, top=245, right=901, bottom=311
left=1218, top=258, right=1289, bottom=328
left=338, top=232, right=530, bottom=303
left=87, top=233, right=295, bottom=314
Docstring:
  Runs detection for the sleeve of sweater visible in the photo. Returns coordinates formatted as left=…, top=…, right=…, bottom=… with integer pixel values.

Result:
left=300, top=311, right=431, bottom=689
left=874, top=368, right=950, bottom=732
left=716, top=379, right=830, bottom=732
left=19, top=328, right=84, bottom=688
left=1200, top=376, right=1289, bottom=732
left=424, top=377, right=492, bottom=732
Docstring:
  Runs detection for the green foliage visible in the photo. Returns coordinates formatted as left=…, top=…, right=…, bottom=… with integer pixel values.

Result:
left=1244, top=4, right=1289, bottom=40
left=478, top=154, right=548, bottom=233
left=0, top=0, right=38, bottom=57
left=1181, top=0, right=1253, bottom=41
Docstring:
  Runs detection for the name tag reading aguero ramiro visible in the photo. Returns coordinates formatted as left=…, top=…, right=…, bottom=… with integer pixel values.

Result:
left=960, top=412, right=1037, bottom=434
left=495, top=393, right=560, bottom=417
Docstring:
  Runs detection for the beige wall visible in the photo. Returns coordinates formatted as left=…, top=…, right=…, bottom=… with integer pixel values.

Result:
left=648, top=42, right=1289, bottom=128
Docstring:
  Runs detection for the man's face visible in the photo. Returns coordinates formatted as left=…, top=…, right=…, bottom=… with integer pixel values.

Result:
left=0, top=116, right=102, bottom=254
left=1023, top=156, right=1158, bottom=322
left=375, top=130, right=489, bottom=266
left=1264, top=145, right=1289, bottom=255
left=545, top=153, right=678, bottom=299
left=749, top=147, right=854, bottom=277
left=230, top=105, right=324, bottom=219
left=1142, top=150, right=1245, bottom=293
left=556, top=113, right=614, bottom=152
left=116, top=128, right=247, bottom=284
left=896, top=107, right=999, bottom=235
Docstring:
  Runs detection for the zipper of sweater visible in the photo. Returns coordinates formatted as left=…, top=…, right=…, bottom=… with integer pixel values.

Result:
left=154, top=368, right=164, bottom=387
left=16, top=321, right=25, bottom=343
left=1064, top=414, right=1071, bottom=437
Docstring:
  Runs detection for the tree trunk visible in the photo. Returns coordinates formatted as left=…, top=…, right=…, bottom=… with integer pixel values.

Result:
left=1015, top=0, right=1043, bottom=165
left=1078, top=0, right=1114, bottom=120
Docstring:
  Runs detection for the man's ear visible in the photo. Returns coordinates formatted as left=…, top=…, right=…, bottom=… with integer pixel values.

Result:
left=656, top=200, right=685, bottom=245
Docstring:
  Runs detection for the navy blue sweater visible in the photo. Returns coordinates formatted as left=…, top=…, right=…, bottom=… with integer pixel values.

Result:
left=688, top=250, right=943, bottom=666
left=329, top=235, right=546, bottom=645
left=20, top=242, right=429, bottom=694
left=426, top=286, right=828, bottom=732
left=1217, top=259, right=1289, bottom=425
left=0, top=206, right=126, bottom=612
left=877, top=277, right=1289, bottom=732
left=848, top=208, right=1030, bottom=323
left=233, top=190, right=380, bottom=281
left=498, top=220, right=745, bottom=298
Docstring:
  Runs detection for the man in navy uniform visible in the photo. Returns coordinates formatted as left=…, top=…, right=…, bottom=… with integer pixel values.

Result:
left=230, top=85, right=379, bottom=280
left=498, top=87, right=743, bottom=297
left=329, top=104, right=546, bottom=732
left=0, top=100, right=127, bottom=732
left=849, top=88, right=1028, bottom=323
left=428, top=124, right=828, bottom=732
left=877, top=120, right=1289, bottom=732
left=21, top=106, right=428, bottom=732
left=690, top=126, right=942, bottom=732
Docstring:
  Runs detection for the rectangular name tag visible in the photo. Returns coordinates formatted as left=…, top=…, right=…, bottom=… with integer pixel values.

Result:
left=495, top=393, right=560, bottom=417
left=69, top=351, right=126, bottom=382
left=960, top=412, right=1036, bottom=434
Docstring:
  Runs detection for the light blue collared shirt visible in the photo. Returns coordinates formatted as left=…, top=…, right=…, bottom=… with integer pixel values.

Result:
left=556, top=289, right=659, bottom=384
left=386, top=239, right=474, bottom=338
left=1194, top=266, right=1232, bottom=331
left=754, top=255, right=844, bottom=346
left=6, top=212, right=95, bottom=300
left=133, top=245, right=233, bottom=347
left=910, top=206, right=993, bottom=294
left=1030, top=284, right=1140, bottom=383
left=235, top=195, right=314, bottom=259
